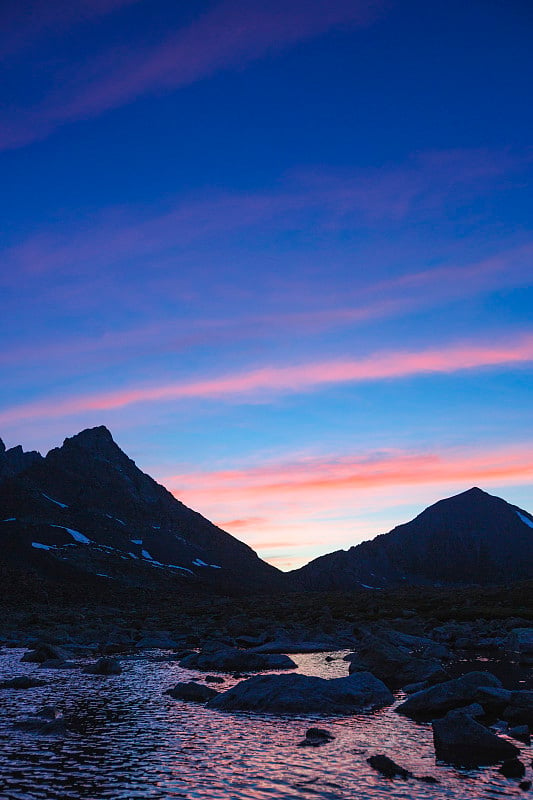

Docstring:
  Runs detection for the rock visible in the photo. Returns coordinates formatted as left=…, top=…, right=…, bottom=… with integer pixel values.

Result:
left=248, top=640, right=338, bottom=654
left=502, top=691, right=533, bottom=727
left=14, top=706, right=66, bottom=734
left=508, top=725, right=531, bottom=744
left=205, top=675, right=225, bottom=684
left=165, top=681, right=218, bottom=702
left=507, top=628, right=533, bottom=664
left=367, top=754, right=411, bottom=778
left=432, top=708, right=519, bottom=765
left=0, top=676, right=46, bottom=689
left=396, top=671, right=502, bottom=719
left=135, top=634, right=178, bottom=649
left=39, top=659, right=77, bottom=669
left=83, top=657, right=122, bottom=675
left=21, top=644, right=69, bottom=663
left=298, top=727, right=335, bottom=747
left=499, top=758, right=526, bottom=778
left=519, top=780, right=532, bottom=791
left=206, top=671, right=393, bottom=714
left=476, top=686, right=513, bottom=715
left=346, top=633, right=446, bottom=691
left=179, top=647, right=296, bottom=673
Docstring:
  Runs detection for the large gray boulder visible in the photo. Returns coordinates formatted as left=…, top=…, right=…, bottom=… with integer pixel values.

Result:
left=165, top=682, right=218, bottom=702
left=396, top=671, right=502, bottom=719
left=433, top=708, right=519, bottom=765
left=501, top=691, right=533, bottom=727
left=346, top=633, right=446, bottom=690
left=179, top=647, right=296, bottom=673
left=206, top=671, right=393, bottom=714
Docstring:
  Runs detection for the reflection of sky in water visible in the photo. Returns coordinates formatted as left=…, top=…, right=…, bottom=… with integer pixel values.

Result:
left=0, top=649, right=530, bottom=799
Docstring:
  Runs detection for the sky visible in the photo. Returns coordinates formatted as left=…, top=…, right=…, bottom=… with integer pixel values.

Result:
left=1, top=0, right=532, bottom=570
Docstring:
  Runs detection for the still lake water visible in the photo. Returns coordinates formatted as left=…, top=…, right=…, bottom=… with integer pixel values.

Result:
left=0, top=647, right=531, bottom=800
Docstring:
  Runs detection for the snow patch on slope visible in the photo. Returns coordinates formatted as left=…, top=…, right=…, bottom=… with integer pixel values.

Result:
left=516, top=510, right=533, bottom=529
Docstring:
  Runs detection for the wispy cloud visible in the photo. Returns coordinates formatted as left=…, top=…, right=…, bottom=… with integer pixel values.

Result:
left=0, top=0, right=385, bottom=150
left=0, top=0, right=141, bottom=61
left=2, top=240, right=532, bottom=372
left=1, top=334, right=532, bottom=425
left=2, top=150, right=526, bottom=286
left=167, top=443, right=533, bottom=568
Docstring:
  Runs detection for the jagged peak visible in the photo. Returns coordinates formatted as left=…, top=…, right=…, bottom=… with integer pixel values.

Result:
left=0, top=437, right=5, bottom=455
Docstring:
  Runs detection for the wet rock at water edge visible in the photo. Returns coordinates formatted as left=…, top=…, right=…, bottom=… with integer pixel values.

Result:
left=21, top=643, right=69, bottom=663
left=519, top=780, right=532, bottom=791
left=499, top=758, right=526, bottom=778
left=432, top=707, right=519, bottom=765
left=367, top=754, right=412, bottom=779
left=508, top=725, right=531, bottom=744
left=298, top=727, right=336, bottom=747
left=14, top=706, right=66, bottom=734
left=83, top=657, right=122, bottom=675
left=39, top=658, right=78, bottom=669
left=346, top=632, right=446, bottom=691
left=206, top=671, right=393, bottom=714
left=165, top=681, right=219, bottom=702
left=396, top=671, right=502, bottom=719
left=502, top=691, right=533, bottom=727
left=179, top=646, right=296, bottom=673
left=205, top=675, right=225, bottom=683
left=0, top=675, right=46, bottom=689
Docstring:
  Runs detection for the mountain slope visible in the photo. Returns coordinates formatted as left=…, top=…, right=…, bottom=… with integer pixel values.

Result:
left=291, top=487, right=533, bottom=590
left=0, top=426, right=286, bottom=595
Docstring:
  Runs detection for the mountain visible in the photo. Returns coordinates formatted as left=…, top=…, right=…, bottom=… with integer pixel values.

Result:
left=291, top=487, right=533, bottom=590
left=0, top=426, right=286, bottom=596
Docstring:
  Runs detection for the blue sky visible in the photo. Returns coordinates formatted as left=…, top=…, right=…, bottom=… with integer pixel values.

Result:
left=1, top=0, right=532, bottom=568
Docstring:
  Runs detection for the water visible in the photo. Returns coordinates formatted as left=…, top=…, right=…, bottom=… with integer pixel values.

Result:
left=0, top=648, right=531, bottom=799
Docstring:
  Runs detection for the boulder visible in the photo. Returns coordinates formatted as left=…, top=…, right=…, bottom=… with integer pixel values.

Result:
left=499, top=758, right=526, bottom=778
left=165, top=681, right=218, bottom=702
left=506, top=628, right=533, bottom=664
left=0, top=676, right=46, bottom=689
left=346, top=633, right=446, bottom=691
left=396, top=671, right=502, bottom=719
left=179, top=647, right=296, bottom=673
left=21, top=644, right=69, bottom=663
left=248, top=640, right=339, bottom=654
left=14, top=706, right=66, bottom=734
left=432, top=708, right=519, bottom=765
left=83, top=657, right=122, bottom=675
left=367, top=755, right=411, bottom=778
left=501, top=691, right=533, bottom=727
left=206, top=671, right=393, bottom=714
left=298, top=727, right=335, bottom=747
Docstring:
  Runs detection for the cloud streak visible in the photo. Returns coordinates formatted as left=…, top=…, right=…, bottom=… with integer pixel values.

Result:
left=1, top=0, right=385, bottom=150
left=1, top=334, right=532, bottom=425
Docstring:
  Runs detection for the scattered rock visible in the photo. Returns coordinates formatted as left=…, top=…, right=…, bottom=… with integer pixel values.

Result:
left=165, top=682, right=218, bottom=702
left=180, top=647, right=296, bottom=673
left=396, top=671, right=502, bottom=719
left=21, top=644, right=69, bottom=663
left=499, top=758, right=526, bottom=778
left=346, top=633, right=446, bottom=691
left=432, top=707, right=519, bottom=765
left=205, top=675, right=225, bottom=683
left=14, top=706, right=66, bottom=734
left=508, top=725, right=531, bottom=744
left=39, top=659, right=77, bottom=669
left=0, top=676, right=46, bottom=689
left=519, top=780, right=532, bottom=791
left=206, top=671, right=393, bottom=714
left=367, top=754, right=411, bottom=778
left=83, top=657, right=122, bottom=675
left=502, top=691, right=533, bottom=727
left=298, top=727, right=335, bottom=747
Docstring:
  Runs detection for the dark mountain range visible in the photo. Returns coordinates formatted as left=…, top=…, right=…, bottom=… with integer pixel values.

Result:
left=0, top=426, right=286, bottom=596
left=290, top=487, right=533, bottom=590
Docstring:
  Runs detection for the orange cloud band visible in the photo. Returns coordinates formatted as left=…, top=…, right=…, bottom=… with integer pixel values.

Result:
left=1, top=335, right=532, bottom=425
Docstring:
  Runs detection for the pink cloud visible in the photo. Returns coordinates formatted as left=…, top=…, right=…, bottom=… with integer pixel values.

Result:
left=166, top=443, right=533, bottom=568
left=1, top=333, right=532, bottom=425
left=0, top=0, right=385, bottom=150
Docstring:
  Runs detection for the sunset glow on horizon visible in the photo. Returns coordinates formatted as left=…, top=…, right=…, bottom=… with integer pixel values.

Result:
left=2, top=0, right=532, bottom=569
